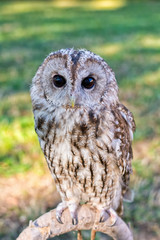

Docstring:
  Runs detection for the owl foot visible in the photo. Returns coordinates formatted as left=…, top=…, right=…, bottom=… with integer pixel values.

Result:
left=68, top=202, right=79, bottom=225
left=99, top=208, right=117, bottom=226
left=56, top=202, right=67, bottom=224
left=56, top=201, right=79, bottom=225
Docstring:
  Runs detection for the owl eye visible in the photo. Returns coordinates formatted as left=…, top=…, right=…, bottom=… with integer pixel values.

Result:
left=81, top=76, right=95, bottom=89
left=52, top=75, right=66, bottom=88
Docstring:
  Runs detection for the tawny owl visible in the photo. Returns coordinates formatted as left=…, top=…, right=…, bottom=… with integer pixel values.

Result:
left=30, top=48, right=135, bottom=226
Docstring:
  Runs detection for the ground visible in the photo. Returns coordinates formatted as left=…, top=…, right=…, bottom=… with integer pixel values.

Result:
left=0, top=0, right=160, bottom=239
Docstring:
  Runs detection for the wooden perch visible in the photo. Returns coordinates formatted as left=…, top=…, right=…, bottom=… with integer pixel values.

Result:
left=17, top=204, right=133, bottom=240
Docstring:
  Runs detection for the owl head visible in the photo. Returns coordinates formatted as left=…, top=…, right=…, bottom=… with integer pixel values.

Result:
left=31, top=49, right=119, bottom=112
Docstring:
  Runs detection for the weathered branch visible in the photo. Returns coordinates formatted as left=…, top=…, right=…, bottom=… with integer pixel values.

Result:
left=17, top=204, right=133, bottom=240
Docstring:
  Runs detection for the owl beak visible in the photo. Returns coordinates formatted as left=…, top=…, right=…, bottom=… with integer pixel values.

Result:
left=70, top=96, right=75, bottom=108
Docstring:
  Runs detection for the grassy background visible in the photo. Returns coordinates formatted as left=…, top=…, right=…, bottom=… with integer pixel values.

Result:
left=0, top=0, right=160, bottom=239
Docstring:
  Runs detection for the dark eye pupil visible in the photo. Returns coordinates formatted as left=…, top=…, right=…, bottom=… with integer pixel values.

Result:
left=82, top=77, right=95, bottom=89
left=53, top=75, right=66, bottom=88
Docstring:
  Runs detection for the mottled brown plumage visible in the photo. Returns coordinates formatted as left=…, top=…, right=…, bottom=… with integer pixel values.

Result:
left=30, top=48, right=135, bottom=225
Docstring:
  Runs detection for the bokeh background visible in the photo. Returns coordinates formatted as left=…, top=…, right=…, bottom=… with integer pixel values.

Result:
left=0, top=0, right=160, bottom=239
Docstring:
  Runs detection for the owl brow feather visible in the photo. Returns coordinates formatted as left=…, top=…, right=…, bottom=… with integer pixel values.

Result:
left=70, top=51, right=82, bottom=84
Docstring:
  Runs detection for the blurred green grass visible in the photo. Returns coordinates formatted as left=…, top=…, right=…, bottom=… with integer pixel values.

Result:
left=0, top=0, right=160, bottom=239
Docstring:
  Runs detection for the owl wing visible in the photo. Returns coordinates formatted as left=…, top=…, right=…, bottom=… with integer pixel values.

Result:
left=111, top=103, right=136, bottom=199
left=117, top=103, right=136, bottom=133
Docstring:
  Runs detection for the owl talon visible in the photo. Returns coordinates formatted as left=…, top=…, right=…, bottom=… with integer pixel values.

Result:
left=99, top=210, right=109, bottom=223
left=99, top=216, right=105, bottom=223
left=56, top=202, right=67, bottom=224
left=99, top=208, right=117, bottom=226
left=56, top=216, right=63, bottom=224
left=68, top=201, right=79, bottom=225
left=72, top=217, right=78, bottom=225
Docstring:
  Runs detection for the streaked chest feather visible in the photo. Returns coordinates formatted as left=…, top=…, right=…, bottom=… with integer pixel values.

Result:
left=36, top=107, right=115, bottom=163
left=37, top=108, right=118, bottom=182
left=34, top=107, right=125, bottom=207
